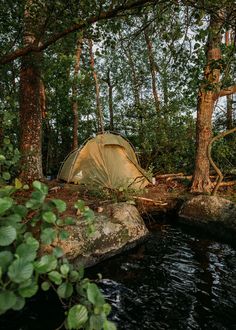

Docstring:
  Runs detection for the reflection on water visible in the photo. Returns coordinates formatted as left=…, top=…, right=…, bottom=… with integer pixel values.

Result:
left=89, top=223, right=236, bottom=330
left=1, top=222, right=236, bottom=330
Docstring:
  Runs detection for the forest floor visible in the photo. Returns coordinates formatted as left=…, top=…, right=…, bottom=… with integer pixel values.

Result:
left=43, top=177, right=236, bottom=217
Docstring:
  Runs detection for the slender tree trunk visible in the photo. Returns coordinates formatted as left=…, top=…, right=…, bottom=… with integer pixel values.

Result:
left=104, top=68, right=114, bottom=131
left=191, top=12, right=223, bottom=193
left=226, top=95, right=233, bottom=129
left=144, top=27, right=160, bottom=112
left=126, top=46, right=141, bottom=108
left=19, top=0, right=44, bottom=182
left=72, top=34, right=83, bottom=150
left=88, top=39, right=104, bottom=133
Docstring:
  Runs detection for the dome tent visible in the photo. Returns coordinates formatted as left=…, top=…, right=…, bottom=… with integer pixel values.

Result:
left=58, top=133, right=150, bottom=189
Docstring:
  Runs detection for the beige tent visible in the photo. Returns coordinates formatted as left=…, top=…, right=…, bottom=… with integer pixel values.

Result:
left=58, top=133, right=150, bottom=189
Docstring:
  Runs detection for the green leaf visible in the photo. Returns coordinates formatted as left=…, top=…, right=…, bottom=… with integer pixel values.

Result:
left=42, top=211, right=57, bottom=224
left=0, top=155, right=6, bottom=161
left=57, top=282, right=73, bottom=299
left=12, top=296, right=25, bottom=311
left=8, top=259, right=33, bottom=283
left=34, top=255, right=57, bottom=274
left=0, top=226, right=17, bottom=246
left=32, top=181, right=48, bottom=194
left=103, top=320, right=117, bottom=330
left=18, top=282, right=38, bottom=298
left=0, top=197, right=13, bottom=214
left=25, top=236, right=40, bottom=250
left=52, top=199, right=67, bottom=213
left=0, top=291, right=17, bottom=314
left=67, top=304, right=88, bottom=330
left=41, top=281, right=50, bottom=291
left=87, top=283, right=105, bottom=306
left=4, top=214, right=22, bottom=225
left=89, top=314, right=105, bottom=329
left=59, top=230, right=69, bottom=240
left=16, top=242, right=38, bottom=262
left=3, top=137, right=10, bottom=145
left=40, top=228, right=57, bottom=245
left=48, top=271, right=62, bottom=285
left=0, top=251, right=13, bottom=272
left=14, top=205, right=28, bottom=218
left=2, top=172, right=11, bottom=181
left=15, top=178, right=23, bottom=189
left=74, top=200, right=85, bottom=211
left=103, top=303, right=111, bottom=316
left=60, top=264, right=70, bottom=276
left=64, top=217, right=76, bottom=225
left=53, top=246, right=64, bottom=258
left=69, top=270, right=79, bottom=282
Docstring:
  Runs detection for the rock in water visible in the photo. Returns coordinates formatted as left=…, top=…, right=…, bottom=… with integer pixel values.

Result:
left=179, top=195, right=236, bottom=241
left=57, top=203, right=149, bottom=267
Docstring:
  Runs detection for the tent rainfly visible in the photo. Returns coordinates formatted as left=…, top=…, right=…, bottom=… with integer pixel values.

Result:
left=58, top=133, right=150, bottom=189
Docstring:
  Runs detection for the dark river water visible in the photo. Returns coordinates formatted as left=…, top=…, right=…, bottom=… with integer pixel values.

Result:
left=1, top=221, right=236, bottom=330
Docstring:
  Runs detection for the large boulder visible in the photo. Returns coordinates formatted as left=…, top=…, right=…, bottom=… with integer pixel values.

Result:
left=57, top=203, right=149, bottom=267
left=179, top=195, right=236, bottom=241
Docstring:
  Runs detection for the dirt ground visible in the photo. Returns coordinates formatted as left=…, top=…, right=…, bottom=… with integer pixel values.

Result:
left=40, top=177, right=236, bottom=217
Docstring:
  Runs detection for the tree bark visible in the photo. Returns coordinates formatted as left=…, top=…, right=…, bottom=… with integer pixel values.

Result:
left=144, top=27, right=160, bottom=112
left=88, top=39, right=104, bottom=133
left=72, top=34, right=83, bottom=150
left=19, top=0, right=44, bottom=182
left=191, top=12, right=223, bottom=193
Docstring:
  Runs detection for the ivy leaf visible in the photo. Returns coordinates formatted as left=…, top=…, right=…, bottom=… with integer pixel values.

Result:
left=51, top=199, right=67, bottom=213
left=34, top=255, right=57, bottom=274
left=89, top=314, right=104, bottom=329
left=40, top=228, right=57, bottom=245
left=42, top=211, right=57, bottom=224
left=8, top=258, right=33, bottom=283
left=57, top=282, right=73, bottom=299
left=0, top=197, right=13, bottom=214
left=0, top=291, right=17, bottom=315
left=67, top=304, right=88, bottom=330
left=0, top=226, right=17, bottom=246
left=64, top=217, right=76, bottom=225
left=87, top=283, right=105, bottom=306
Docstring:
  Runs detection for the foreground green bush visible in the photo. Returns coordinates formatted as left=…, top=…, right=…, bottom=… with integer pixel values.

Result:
left=0, top=180, right=116, bottom=330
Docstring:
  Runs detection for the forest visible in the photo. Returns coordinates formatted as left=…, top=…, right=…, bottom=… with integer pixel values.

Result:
left=0, top=0, right=236, bottom=329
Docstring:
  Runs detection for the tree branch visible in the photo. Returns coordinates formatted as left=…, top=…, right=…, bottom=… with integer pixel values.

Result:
left=215, top=85, right=236, bottom=98
left=0, top=0, right=158, bottom=65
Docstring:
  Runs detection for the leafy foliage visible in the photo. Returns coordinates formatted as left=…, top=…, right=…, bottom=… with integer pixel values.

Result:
left=0, top=179, right=116, bottom=329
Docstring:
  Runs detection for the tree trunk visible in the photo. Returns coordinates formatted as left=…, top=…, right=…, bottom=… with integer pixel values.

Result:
left=105, top=68, right=114, bottom=131
left=88, top=39, right=104, bottom=133
left=72, top=34, right=83, bottom=150
left=191, top=12, right=223, bottom=193
left=144, top=27, right=160, bottom=112
left=19, top=1, right=44, bottom=182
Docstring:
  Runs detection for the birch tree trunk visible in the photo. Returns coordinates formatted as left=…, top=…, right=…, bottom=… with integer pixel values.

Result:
left=88, top=39, right=104, bottom=133
left=72, top=34, right=83, bottom=150
left=144, top=27, right=160, bottom=112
